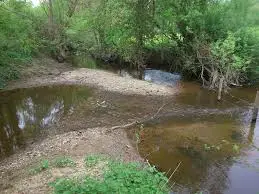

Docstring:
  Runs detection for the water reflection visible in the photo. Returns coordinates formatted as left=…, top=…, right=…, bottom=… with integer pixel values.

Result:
left=136, top=115, right=241, bottom=193
left=0, top=85, right=90, bottom=159
left=131, top=85, right=259, bottom=194
left=224, top=110, right=259, bottom=194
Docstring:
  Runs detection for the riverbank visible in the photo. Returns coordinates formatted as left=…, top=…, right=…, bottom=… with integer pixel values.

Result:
left=0, top=84, right=176, bottom=193
left=7, top=57, right=175, bottom=96
left=1, top=57, right=258, bottom=193
left=0, top=127, right=144, bottom=193
left=0, top=58, right=176, bottom=193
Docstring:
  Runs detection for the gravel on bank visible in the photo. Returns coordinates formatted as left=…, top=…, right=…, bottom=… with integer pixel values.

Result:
left=7, top=68, right=175, bottom=96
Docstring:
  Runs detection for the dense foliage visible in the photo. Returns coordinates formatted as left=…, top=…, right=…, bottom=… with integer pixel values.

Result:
left=0, top=0, right=39, bottom=87
left=0, top=0, right=259, bottom=91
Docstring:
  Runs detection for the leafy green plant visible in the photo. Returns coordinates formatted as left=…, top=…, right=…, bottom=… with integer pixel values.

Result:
left=0, top=0, right=38, bottom=88
left=232, top=144, right=240, bottom=153
left=53, top=157, right=76, bottom=168
left=50, top=157, right=170, bottom=194
left=71, top=54, right=97, bottom=69
left=85, top=155, right=105, bottom=167
left=0, top=65, right=19, bottom=88
left=203, top=140, right=241, bottom=154
left=29, top=160, right=49, bottom=175
left=204, top=144, right=221, bottom=151
left=1, top=0, right=259, bottom=88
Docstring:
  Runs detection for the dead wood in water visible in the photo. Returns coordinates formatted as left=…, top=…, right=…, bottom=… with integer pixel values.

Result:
left=106, top=102, right=167, bottom=133
left=217, top=77, right=224, bottom=101
left=196, top=46, right=244, bottom=101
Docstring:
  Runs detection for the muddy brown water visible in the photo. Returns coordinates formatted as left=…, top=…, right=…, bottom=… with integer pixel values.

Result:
left=0, top=70, right=259, bottom=193
left=128, top=81, right=259, bottom=194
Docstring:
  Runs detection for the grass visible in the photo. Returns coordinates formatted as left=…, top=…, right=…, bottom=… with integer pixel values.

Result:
left=29, top=159, right=49, bottom=175
left=72, top=54, right=97, bottom=69
left=53, top=157, right=76, bottom=168
left=50, top=155, right=170, bottom=194
left=29, top=156, right=75, bottom=175
left=84, top=154, right=106, bottom=167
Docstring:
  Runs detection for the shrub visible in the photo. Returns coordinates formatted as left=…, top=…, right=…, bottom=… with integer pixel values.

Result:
left=0, top=0, right=38, bottom=87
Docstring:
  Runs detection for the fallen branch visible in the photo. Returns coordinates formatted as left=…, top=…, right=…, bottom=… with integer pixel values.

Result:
left=151, top=103, right=167, bottom=119
left=108, top=121, right=140, bottom=131
left=161, top=161, right=182, bottom=189
left=106, top=102, right=168, bottom=133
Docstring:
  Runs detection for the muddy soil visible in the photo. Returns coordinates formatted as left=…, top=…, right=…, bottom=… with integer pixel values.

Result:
left=0, top=127, right=142, bottom=194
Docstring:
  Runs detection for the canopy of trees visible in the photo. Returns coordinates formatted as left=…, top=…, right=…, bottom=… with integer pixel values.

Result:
left=0, top=0, right=259, bottom=92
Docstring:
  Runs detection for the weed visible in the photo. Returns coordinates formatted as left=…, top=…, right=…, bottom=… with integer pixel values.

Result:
left=204, top=144, right=221, bottom=151
left=30, top=160, right=49, bottom=175
left=50, top=156, right=170, bottom=194
left=0, top=65, right=19, bottom=89
left=204, top=141, right=241, bottom=154
left=232, top=144, right=240, bottom=153
left=72, top=54, right=97, bottom=69
left=53, top=157, right=76, bottom=168
left=85, top=154, right=105, bottom=167
left=135, top=132, right=140, bottom=144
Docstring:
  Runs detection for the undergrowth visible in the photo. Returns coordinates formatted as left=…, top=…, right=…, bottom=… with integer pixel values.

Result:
left=53, top=157, right=76, bottom=168
left=0, top=65, right=19, bottom=89
left=29, top=156, right=76, bottom=175
left=50, top=155, right=170, bottom=194
left=84, top=154, right=106, bottom=167
left=29, top=159, right=49, bottom=175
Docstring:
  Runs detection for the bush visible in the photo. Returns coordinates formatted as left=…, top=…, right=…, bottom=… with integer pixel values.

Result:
left=0, top=0, right=38, bottom=87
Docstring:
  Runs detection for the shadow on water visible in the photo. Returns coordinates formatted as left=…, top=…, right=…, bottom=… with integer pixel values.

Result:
left=0, top=85, right=91, bottom=159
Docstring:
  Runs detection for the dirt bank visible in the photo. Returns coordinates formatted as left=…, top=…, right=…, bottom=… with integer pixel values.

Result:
left=0, top=127, right=142, bottom=193
left=7, top=58, right=175, bottom=96
left=0, top=87, right=171, bottom=193
left=0, top=88, right=170, bottom=193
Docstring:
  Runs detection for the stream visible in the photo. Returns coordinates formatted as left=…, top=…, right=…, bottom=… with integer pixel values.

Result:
left=132, top=70, right=259, bottom=194
left=0, top=69, right=259, bottom=193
